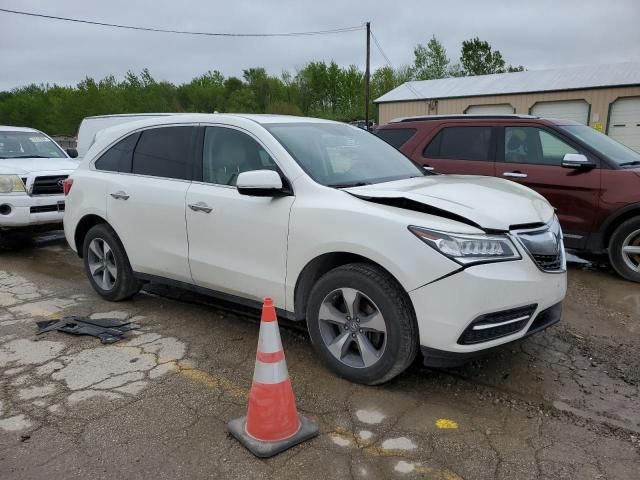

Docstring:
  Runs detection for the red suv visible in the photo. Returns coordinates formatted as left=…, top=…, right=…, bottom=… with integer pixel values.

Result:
left=376, top=115, right=640, bottom=282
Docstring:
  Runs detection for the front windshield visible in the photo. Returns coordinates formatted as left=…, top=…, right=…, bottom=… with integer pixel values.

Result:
left=266, top=123, right=424, bottom=187
left=0, top=131, right=66, bottom=159
left=559, top=125, right=640, bottom=167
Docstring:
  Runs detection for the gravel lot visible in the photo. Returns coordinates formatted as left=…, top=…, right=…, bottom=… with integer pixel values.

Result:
left=0, top=234, right=638, bottom=479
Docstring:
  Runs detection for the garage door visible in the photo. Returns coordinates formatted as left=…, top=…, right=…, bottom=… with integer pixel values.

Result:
left=465, top=104, right=515, bottom=115
left=608, top=97, right=640, bottom=152
left=531, top=100, right=589, bottom=124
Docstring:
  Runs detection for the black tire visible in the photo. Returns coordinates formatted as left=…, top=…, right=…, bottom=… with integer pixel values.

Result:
left=608, top=216, right=640, bottom=283
left=82, top=223, right=140, bottom=301
left=306, top=263, right=418, bottom=385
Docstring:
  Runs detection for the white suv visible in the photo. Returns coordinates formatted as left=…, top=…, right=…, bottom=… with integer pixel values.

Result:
left=63, top=114, right=567, bottom=384
left=1, top=126, right=78, bottom=240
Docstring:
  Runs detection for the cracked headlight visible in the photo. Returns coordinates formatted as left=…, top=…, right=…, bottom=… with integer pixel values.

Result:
left=0, top=175, right=26, bottom=194
left=408, top=226, right=521, bottom=266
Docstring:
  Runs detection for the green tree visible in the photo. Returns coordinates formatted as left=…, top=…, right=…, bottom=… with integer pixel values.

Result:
left=459, top=37, right=506, bottom=75
left=413, top=36, right=450, bottom=80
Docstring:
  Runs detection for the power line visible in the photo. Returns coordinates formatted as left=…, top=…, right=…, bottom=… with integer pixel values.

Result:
left=370, top=30, right=422, bottom=99
left=0, top=7, right=364, bottom=37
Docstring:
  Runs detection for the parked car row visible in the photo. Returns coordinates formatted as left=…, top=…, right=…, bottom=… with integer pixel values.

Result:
left=0, top=112, right=634, bottom=384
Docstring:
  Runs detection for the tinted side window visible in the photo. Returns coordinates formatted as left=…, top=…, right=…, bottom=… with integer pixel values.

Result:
left=202, top=127, right=277, bottom=186
left=375, top=128, right=416, bottom=149
left=423, top=127, right=492, bottom=161
left=505, top=127, right=578, bottom=166
left=132, top=127, right=195, bottom=180
left=95, top=133, right=140, bottom=172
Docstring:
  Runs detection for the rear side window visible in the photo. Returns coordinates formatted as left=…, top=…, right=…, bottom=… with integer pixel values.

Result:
left=423, top=126, right=492, bottom=161
left=132, top=127, right=195, bottom=180
left=375, top=128, right=416, bottom=149
left=94, top=133, right=140, bottom=172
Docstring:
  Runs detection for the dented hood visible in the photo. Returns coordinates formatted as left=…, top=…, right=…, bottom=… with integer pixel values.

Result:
left=344, top=175, right=554, bottom=231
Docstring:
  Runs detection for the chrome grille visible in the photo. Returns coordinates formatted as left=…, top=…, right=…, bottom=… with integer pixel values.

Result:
left=513, top=217, right=565, bottom=273
left=31, top=175, right=67, bottom=195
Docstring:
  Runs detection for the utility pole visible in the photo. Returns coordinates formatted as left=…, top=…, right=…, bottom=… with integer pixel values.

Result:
left=365, top=21, right=371, bottom=131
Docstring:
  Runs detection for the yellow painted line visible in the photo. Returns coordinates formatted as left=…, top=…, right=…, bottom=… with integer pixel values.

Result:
left=414, top=464, right=463, bottom=480
left=435, top=418, right=459, bottom=429
left=166, top=363, right=249, bottom=401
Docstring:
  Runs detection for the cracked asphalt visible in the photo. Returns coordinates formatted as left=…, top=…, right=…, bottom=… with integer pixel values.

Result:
left=0, top=235, right=639, bottom=479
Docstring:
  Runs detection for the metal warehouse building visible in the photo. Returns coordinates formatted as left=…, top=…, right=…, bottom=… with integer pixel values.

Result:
left=375, top=62, right=640, bottom=152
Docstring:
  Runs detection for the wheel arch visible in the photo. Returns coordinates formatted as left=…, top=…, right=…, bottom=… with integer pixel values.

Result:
left=600, top=203, right=640, bottom=251
left=73, top=214, right=109, bottom=257
left=292, top=251, right=412, bottom=322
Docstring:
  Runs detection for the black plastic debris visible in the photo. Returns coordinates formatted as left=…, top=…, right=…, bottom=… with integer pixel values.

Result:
left=36, top=316, right=140, bottom=344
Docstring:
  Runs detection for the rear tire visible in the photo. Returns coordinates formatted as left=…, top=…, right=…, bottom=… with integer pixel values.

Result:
left=306, top=263, right=418, bottom=385
left=82, top=223, right=140, bottom=301
left=608, top=216, right=640, bottom=283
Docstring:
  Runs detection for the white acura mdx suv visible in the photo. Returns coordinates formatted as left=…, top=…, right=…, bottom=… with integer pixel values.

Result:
left=63, top=114, right=566, bottom=384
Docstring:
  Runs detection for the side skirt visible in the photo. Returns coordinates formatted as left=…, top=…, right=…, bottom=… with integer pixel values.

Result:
left=133, top=272, right=298, bottom=321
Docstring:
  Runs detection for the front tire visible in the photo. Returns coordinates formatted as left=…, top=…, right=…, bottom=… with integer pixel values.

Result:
left=609, top=217, right=640, bottom=283
left=306, top=263, right=418, bottom=385
left=82, top=224, right=140, bottom=301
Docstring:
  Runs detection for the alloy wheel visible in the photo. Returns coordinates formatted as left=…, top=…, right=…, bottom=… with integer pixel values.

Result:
left=87, top=238, right=118, bottom=291
left=318, top=287, right=387, bottom=369
left=621, top=228, right=640, bottom=273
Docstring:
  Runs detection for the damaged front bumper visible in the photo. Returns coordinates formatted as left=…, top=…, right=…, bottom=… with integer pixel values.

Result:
left=409, top=256, right=566, bottom=366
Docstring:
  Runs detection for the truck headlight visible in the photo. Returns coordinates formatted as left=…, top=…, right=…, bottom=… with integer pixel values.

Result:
left=408, top=226, right=521, bottom=266
left=0, top=175, right=26, bottom=194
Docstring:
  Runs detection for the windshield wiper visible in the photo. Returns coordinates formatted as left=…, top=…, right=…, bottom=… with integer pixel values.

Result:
left=619, top=161, right=640, bottom=167
left=9, top=155, right=50, bottom=159
left=328, top=181, right=371, bottom=188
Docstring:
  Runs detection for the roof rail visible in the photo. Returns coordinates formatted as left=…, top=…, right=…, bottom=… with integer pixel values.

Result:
left=390, top=114, right=537, bottom=123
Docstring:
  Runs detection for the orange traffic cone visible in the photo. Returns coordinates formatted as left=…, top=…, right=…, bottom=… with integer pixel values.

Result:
left=228, top=297, right=318, bottom=457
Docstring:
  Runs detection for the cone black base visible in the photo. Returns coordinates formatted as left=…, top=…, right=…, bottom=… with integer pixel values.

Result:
left=228, top=414, right=319, bottom=458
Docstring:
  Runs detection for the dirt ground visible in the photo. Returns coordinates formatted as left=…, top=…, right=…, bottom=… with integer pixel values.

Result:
left=0, top=234, right=638, bottom=479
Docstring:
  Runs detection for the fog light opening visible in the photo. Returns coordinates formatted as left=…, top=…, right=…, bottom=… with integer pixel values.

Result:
left=0, top=204, right=12, bottom=215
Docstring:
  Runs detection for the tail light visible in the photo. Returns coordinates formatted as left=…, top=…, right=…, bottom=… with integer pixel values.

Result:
left=63, top=178, right=73, bottom=196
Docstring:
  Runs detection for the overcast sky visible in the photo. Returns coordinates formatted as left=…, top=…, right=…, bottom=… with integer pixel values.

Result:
left=1, top=0, right=639, bottom=91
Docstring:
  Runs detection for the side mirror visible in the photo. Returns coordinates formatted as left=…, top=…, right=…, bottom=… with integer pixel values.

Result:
left=562, top=153, right=595, bottom=169
left=66, top=148, right=79, bottom=159
left=236, top=170, right=286, bottom=197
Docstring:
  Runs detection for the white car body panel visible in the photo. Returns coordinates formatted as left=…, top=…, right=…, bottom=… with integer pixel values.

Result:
left=63, top=113, right=567, bottom=361
left=344, top=175, right=554, bottom=231
left=186, top=182, right=294, bottom=306
left=105, top=172, right=191, bottom=282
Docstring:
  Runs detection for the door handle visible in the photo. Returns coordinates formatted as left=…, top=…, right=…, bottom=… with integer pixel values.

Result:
left=423, top=165, right=434, bottom=171
left=503, top=172, right=528, bottom=178
left=188, top=201, right=212, bottom=214
left=110, top=191, right=130, bottom=200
